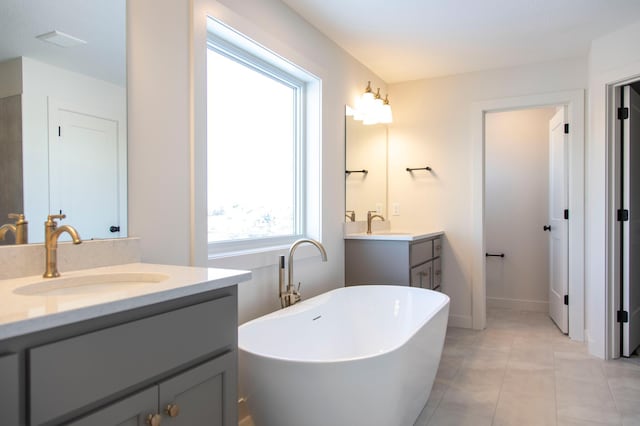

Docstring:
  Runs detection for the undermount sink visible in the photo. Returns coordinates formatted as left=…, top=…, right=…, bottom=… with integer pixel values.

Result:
left=13, top=272, right=170, bottom=296
left=371, top=232, right=413, bottom=235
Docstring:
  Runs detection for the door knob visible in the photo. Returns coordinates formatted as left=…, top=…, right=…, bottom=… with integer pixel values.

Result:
left=543, top=225, right=551, bottom=231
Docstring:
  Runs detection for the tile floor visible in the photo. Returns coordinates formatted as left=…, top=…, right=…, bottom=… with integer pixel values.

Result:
left=414, top=308, right=640, bottom=426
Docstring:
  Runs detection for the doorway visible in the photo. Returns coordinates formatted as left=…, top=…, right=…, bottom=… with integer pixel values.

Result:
left=484, top=107, right=568, bottom=332
left=470, top=90, right=585, bottom=340
left=611, top=81, right=640, bottom=357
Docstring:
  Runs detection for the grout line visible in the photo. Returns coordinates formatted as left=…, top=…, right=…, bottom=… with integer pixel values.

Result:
left=490, top=329, right=513, bottom=425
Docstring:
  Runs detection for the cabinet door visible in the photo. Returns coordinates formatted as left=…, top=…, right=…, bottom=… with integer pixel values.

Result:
left=159, top=352, right=236, bottom=426
left=0, top=353, right=19, bottom=426
left=68, top=387, right=158, bottom=426
left=410, top=261, right=433, bottom=289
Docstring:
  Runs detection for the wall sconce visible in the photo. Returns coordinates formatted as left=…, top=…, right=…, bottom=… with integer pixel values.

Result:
left=352, top=81, right=393, bottom=125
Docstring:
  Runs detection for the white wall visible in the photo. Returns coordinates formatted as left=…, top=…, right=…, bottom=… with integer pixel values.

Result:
left=587, top=19, right=640, bottom=358
left=485, top=108, right=555, bottom=312
left=388, top=58, right=587, bottom=327
left=128, top=0, right=386, bottom=324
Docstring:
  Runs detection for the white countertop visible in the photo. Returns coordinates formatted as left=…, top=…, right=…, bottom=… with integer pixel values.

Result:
left=344, top=230, right=444, bottom=241
left=0, top=262, right=251, bottom=340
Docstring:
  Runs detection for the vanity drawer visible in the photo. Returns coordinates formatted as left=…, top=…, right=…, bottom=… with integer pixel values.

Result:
left=410, top=240, right=433, bottom=266
left=433, top=237, right=442, bottom=258
left=29, top=295, right=235, bottom=425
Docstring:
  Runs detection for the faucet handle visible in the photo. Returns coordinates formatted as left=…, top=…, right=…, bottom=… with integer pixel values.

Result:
left=47, top=214, right=66, bottom=222
left=8, top=213, right=25, bottom=222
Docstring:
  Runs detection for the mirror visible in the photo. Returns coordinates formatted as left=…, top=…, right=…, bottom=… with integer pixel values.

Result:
left=0, top=0, right=126, bottom=244
left=345, top=107, right=388, bottom=222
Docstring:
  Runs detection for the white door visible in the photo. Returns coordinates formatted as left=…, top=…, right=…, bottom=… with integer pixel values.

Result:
left=49, top=108, right=120, bottom=240
left=622, top=85, right=640, bottom=356
left=548, top=107, right=569, bottom=333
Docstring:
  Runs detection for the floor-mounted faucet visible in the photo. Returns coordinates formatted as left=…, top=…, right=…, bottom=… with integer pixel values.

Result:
left=279, top=238, right=328, bottom=308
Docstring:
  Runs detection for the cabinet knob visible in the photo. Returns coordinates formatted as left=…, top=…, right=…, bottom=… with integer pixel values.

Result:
left=146, top=413, right=162, bottom=426
left=165, top=403, right=180, bottom=417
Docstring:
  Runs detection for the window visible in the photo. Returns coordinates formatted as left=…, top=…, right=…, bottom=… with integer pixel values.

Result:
left=206, top=19, right=318, bottom=256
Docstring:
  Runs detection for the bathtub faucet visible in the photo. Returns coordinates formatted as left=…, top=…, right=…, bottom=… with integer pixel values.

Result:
left=279, top=238, right=328, bottom=308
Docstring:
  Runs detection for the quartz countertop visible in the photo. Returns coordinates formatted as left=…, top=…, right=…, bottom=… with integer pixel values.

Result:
left=0, top=262, right=251, bottom=340
left=344, top=230, right=444, bottom=241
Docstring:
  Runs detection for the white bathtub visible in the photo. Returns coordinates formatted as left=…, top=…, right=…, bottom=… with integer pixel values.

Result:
left=238, top=285, right=450, bottom=426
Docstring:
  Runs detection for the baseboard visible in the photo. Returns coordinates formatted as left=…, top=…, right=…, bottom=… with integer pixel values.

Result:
left=448, top=313, right=472, bottom=328
left=487, top=296, right=548, bottom=312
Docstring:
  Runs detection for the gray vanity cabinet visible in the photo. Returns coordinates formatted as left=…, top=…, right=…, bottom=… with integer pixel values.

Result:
left=346, top=235, right=442, bottom=290
left=0, top=285, right=238, bottom=426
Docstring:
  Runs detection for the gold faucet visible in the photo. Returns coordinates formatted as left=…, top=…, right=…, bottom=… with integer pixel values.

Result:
left=43, top=214, right=82, bottom=278
left=0, top=213, right=28, bottom=244
left=367, top=210, right=385, bottom=234
left=345, top=210, right=356, bottom=222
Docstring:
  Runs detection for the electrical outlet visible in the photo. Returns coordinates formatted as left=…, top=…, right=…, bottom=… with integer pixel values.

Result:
left=392, top=203, right=400, bottom=216
left=376, top=203, right=383, bottom=214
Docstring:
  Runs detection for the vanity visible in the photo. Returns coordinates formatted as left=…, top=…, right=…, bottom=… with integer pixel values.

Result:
left=345, top=231, right=443, bottom=290
left=0, top=262, right=251, bottom=425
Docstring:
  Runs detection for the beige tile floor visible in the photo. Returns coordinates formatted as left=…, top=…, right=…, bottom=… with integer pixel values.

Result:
left=415, top=308, right=640, bottom=426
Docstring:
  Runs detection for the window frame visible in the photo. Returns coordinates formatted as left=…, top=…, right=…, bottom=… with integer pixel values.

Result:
left=205, top=26, right=309, bottom=258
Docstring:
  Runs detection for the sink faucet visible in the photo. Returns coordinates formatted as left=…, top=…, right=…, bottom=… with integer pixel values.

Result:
left=367, top=210, right=385, bottom=234
left=345, top=210, right=356, bottom=222
left=0, top=213, right=28, bottom=244
left=279, top=238, right=328, bottom=308
left=43, top=214, right=82, bottom=278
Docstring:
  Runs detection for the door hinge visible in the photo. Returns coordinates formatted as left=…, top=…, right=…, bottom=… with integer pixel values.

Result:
left=618, top=107, right=629, bottom=120
left=564, top=123, right=569, bottom=134
left=58, top=126, right=61, bottom=137
left=618, top=209, right=629, bottom=221
left=564, top=209, right=569, bottom=220
left=564, top=295, right=569, bottom=305
left=617, top=310, right=629, bottom=323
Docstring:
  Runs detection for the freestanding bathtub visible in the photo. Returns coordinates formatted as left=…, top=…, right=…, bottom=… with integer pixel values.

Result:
left=238, top=285, right=450, bottom=426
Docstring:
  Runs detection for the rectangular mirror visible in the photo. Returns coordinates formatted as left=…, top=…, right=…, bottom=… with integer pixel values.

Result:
left=345, top=106, right=388, bottom=222
left=0, top=0, right=126, bottom=244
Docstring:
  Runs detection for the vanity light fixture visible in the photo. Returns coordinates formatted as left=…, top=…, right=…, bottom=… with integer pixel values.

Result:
left=353, top=81, right=393, bottom=125
left=36, top=30, right=87, bottom=48
left=380, top=94, right=393, bottom=124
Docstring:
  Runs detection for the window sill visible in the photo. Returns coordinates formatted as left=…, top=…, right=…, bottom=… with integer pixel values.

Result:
left=207, top=243, right=322, bottom=270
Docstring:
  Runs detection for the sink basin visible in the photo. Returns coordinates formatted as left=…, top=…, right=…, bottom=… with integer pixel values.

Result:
left=13, top=272, right=170, bottom=296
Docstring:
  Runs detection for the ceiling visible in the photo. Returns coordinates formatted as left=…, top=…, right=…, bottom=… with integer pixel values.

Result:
left=0, top=0, right=125, bottom=86
left=281, top=0, right=640, bottom=83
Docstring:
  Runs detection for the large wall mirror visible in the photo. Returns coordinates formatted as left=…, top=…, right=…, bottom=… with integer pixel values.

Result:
left=0, top=0, right=126, bottom=244
left=345, top=107, right=388, bottom=222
